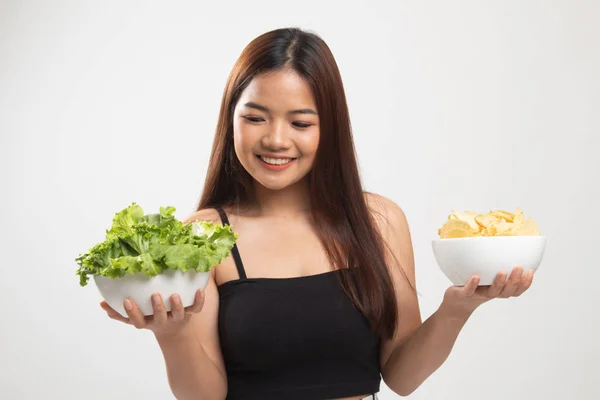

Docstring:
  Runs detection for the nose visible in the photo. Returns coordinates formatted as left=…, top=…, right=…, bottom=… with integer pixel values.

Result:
left=261, top=120, right=291, bottom=150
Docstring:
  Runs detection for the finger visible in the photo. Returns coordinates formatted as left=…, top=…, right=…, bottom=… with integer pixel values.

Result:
left=124, top=298, right=146, bottom=329
left=487, top=271, right=508, bottom=298
left=498, top=266, right=524, bottom=298
left=463, top=275, right=480, bottom=297
left=185, top=289, right=205, bottom=314
left=513, top=269, right=535, bottom=297
left=151, top=293, right=168, bottom=326
left=169, top=294, right=185, bottom=323
left=100, top=301, right=131, bottom=324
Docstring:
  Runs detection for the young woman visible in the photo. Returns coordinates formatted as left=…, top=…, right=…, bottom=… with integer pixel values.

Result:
left=101, top=27, right=535, bottom=400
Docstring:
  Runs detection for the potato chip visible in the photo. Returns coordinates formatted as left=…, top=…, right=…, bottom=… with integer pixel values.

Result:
left=437, top=208, right=540, bottom=238
left=438, top=219, right=474, bottom=239
left=451, top=211, right=480, bottom=233
left=484, top=225, right=496, bottom=236
left=512, top=217, right=540, bottom=236
left=490, top=220, right=513, bottom=236
left=475, top=214, right=500, bottom=229
left=489, top=210, right=515, bottom=222
left=513, top=208, right=525, bottom=225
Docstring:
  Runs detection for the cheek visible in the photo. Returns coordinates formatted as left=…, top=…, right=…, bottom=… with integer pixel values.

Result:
left=233, top=125, right=257, bottom=156
left=298, top=131, right=320, bottom=157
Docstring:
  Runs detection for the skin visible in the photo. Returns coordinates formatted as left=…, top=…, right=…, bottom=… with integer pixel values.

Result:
left=101, top=69, right=535, bottom=399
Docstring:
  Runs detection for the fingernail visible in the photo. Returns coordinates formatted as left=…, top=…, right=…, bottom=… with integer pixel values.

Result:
left=124, top=299, right=133, bottom=311
left=152, top=293, right=160, bottom=305
left=173, top=295, right=181, bottom=305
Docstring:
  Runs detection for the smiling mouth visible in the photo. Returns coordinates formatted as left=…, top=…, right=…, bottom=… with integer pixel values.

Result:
left=256, top=155, right=297, bottom=166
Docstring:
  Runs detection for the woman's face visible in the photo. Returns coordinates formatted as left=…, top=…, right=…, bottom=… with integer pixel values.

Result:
left=232, top=69, right=320, bottom=191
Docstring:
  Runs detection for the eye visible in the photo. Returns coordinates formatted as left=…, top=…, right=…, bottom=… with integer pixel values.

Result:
left=242, top=116, right=313, bottom=129
left=293, top=122, right=313, bottom=129
left=243, top=116, right=264, bottom=123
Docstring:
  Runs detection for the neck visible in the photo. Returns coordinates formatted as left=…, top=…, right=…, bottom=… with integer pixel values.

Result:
left=251, top=178, right=311, bottom=218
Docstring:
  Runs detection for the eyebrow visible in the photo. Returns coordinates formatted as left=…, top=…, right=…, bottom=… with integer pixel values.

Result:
left=243, top=102, right=318, bottom=116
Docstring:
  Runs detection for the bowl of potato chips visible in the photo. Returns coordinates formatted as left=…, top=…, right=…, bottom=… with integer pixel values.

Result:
left=432, top=208, right=546, bottom=286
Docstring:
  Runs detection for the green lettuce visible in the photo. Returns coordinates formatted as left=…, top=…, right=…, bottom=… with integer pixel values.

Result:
left=75, top=202, right=237, bottom=286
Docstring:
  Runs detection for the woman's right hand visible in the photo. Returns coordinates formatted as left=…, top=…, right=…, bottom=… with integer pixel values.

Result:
left=100, top=289, right=205, bottom=339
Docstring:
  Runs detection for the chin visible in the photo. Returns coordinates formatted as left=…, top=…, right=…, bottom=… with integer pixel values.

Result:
left=253, top=172, right=309, bottom=192
left=255, top=177, right=296, bottom=191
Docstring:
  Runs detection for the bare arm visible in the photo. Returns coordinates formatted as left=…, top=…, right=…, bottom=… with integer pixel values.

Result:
left=380, top=302, right=471, bottom=396
left=370, top=193, right=468, bottom=396
left=370, top=192, right=465, bottom=395
left=156, top=209, right=228, bottom=399
left=366, top=193, right=425, bottom=396
left=155, top=269, right=227, bottom=400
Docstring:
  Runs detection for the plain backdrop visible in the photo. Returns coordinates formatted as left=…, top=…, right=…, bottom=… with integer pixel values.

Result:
left=1, top=1, right=598, bottom=399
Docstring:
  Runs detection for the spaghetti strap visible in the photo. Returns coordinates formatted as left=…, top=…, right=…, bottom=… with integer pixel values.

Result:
left=214, top=206, right=247, bottom=280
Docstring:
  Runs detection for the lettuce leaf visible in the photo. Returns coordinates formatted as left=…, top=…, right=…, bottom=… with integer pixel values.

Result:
left=75, top=202, right=237, bottom=286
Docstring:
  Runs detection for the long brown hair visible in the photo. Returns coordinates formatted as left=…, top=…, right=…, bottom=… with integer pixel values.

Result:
left=197, top=27, right=398, bottom=339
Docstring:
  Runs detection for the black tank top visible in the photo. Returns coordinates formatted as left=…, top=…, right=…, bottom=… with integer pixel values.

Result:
left=215, top=207, right=382, bottom=400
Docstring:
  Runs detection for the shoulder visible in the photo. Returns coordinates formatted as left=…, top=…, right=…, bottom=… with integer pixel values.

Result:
left=181, top=208, right=223, bottom=225
left=363, top=191, right=415, bottom=283
left=363, top=192, right=410, bottom=240
left=364, top=192, right=406, bottom=219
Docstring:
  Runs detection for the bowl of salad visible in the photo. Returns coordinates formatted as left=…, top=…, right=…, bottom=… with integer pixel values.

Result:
left=76, top=203, right=237, bottom=317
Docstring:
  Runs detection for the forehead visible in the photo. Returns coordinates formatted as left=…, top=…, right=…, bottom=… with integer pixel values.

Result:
left=237, top=70, right=317, bottom=110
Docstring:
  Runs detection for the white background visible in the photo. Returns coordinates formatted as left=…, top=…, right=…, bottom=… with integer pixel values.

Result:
left=1, top=1, right=598, bottom=399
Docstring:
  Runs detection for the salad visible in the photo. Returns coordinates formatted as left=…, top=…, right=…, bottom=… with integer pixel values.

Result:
left=75, top=202, right=237, bottom=286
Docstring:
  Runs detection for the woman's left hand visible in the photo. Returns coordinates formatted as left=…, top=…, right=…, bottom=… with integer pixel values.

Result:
left=441, top=266, right=535, bottom=318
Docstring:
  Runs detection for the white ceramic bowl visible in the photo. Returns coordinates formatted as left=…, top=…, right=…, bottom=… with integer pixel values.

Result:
left=94, top=269, right=211, bottom=318
left=432, top=236, right=546, bottom=286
